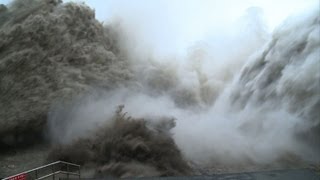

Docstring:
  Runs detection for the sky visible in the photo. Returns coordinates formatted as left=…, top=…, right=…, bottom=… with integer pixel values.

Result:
left=1, top=0, right=317, bottom=29
left=72, top=0, right=318, bottom=55
left=1, top=0, right=318, bottom=55
left=58, top=0, right=318, bottom=30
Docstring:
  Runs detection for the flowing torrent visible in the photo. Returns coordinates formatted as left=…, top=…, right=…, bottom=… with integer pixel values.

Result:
left=0, top=0, right=319, bottom=178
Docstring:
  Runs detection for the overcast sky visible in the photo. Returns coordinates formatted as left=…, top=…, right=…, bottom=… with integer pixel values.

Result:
left=64, top=0, right=317, bottom=29
left=71, top=0, right=318, bottom=55
left=1, top=0, right=317, bottom=29
left=1, top=0, right=318, bottom=55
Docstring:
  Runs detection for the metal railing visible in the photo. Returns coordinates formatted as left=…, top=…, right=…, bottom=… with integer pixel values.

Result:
left=3, top=161, right=81, bottom=180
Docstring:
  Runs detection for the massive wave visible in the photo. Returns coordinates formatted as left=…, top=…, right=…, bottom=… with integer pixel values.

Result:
left=0, top=0, right=319, bottom=178
left=0, top=0, right=131, bottom=144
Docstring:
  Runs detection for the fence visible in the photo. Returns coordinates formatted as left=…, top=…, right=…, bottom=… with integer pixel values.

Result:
left=3, top=161, right=81, bottom=180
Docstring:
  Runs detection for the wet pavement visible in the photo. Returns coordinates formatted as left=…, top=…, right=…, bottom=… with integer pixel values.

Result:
left=136, top=169, right=319, bottom=180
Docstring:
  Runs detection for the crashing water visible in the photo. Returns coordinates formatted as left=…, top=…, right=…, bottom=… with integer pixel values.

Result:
left=0, top=0, right=131, bottom=140
left=0, top=0, right=319, bottom=178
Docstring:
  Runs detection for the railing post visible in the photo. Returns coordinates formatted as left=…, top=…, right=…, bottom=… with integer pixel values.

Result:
left=52, top=164, right=55, bottom=180
left=35, top=169, right=38, bottom=179
left=79, top=166, right=81, bottom=179
left=67, top=164, right=69, bottom=179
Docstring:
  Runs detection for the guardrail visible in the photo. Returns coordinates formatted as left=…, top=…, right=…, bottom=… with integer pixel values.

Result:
left=3, top=161, right=81, bottom=180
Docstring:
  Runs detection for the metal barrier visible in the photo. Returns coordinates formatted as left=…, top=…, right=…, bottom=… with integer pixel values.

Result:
left=3, top=161, right=81, bottom=180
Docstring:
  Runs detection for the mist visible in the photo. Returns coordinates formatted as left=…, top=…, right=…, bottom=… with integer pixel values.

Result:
left=0, top=0, right=319, bottom=177
left=48, top=0, right=320, bottom=165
